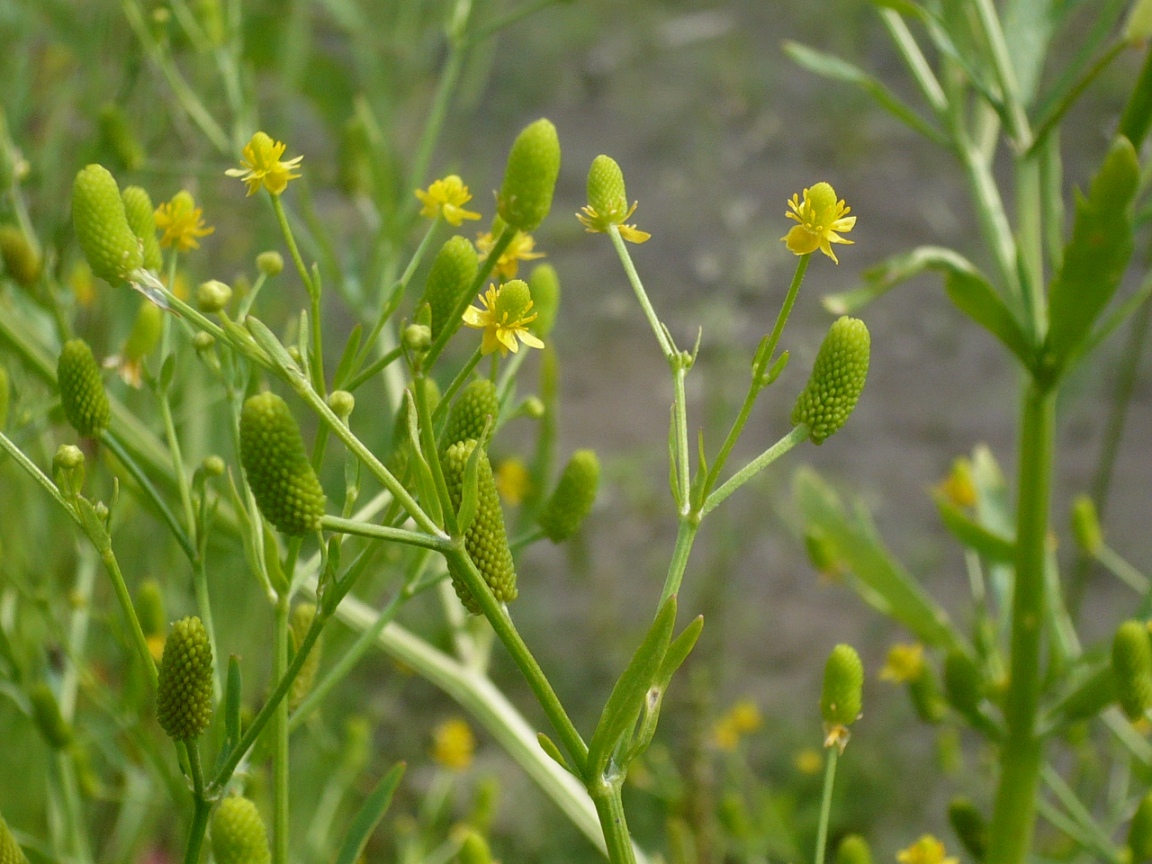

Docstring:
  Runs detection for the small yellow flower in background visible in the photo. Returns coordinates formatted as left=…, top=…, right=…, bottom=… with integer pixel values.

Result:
left=896, top=834, right=958, bottom=864
left=68, top=260, right=97, bottom=307
left=463, top=280, right=546, bottom=357
left=154, top=191, right=214, bottom=251
left=431, top=717, right=476, bottom=771
left=794, top=748, right=823, bottom=775
left=146, top=634, right=166, bottom=663
left=476, top=227, right=545, bottom=280
left=880, top=643, right=926, bottom=683
left=782, top=181, right=856, bottom=264
left=495, top=457, right=532, bottom=506
left=225, top=131, right=303, bottom=196
left=711, top=699, right=762, bottom=751
left=937, top=457, right=977, bottom=508
left=415, top=175, right=481, bottom=226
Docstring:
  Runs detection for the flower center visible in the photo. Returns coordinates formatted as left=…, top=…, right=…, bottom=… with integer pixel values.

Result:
left=493, top=280, right=534, bottom=323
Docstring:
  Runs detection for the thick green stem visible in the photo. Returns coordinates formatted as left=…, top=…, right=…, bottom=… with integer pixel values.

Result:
left=589, top=780, right=637, bottom=864
left=987, top=381, right=1055, bottom=864
left=182, top=744, right=210, bottom=864
left=659, top=518, right=700, bottom=608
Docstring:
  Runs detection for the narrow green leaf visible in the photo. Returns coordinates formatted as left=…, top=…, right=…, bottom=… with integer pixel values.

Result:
left=822, top=246, right=983, bottom=315
left=332, top=324, right=364, bottom=389
left=933, top=493, right=1016, bottom=563
left=246, top=316, right=299, bottom=378
left=405, top=390, right=443, bottom=526
left=944, top=270, right=1034, bottom=365
left=657, top=615, right=704, bottom=689
left=159, top=353, right=176, bottom=392
left=456, top=433, right=486, bottom=535
left=1046, top=136, right=1139, bottom=368
left=224, top=655, right=242, bottom=750
left=333, top=762, right=406, bottom=864
left=588, top=596, right=677, bottom=776
left=537, top=732, right=575, bottom=775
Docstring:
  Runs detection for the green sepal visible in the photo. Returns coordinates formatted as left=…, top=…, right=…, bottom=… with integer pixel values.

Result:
left=1046, top=136, right=1139, bottom=369
left=332, top=324, right=364, bottom=390
left=588, top=595, right=677, bottom=778
left=333, top=762, right=406, bottom=864
left=944, top=270, right=1033, bottom=366
left=932, top=492, right=1016, bottom=564
left=537, top=732, right=576, bottom=775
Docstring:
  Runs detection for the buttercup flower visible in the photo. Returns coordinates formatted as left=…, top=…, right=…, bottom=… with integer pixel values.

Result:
left=154, top=190, right=214, bottom=251
left=431, top=717, right=476, bottom=770
left=415, top=175, right=481, bottom=226
left=476, top=227, right=544, bottom=279
left=577, top=202, right=651, bottom=244
left=495, top=457, right=531, bottom=506
left=896, top=835, right=958, bottom=864
left=225, top=132, right=303, bottom=196
left=462, top=280, right=546, bottom=357
left=577, top=154, right=650, bottom=243
left=782, top=182, right=856, bottom=263
left=880, top=643, right=925, bottom=683
left=711, top=699, right=762, bottom=751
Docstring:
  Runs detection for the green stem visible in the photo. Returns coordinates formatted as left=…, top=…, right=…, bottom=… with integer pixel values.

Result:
left=878, top=9, right=948, bottom=116
left=589, top=780, right=637, bottom=864
left=272, top=595, right=290, bottom=864
left=987, top=381, right=1056, bottom=864
left=433, top=347, right=485, bottom=422
left=99, top=542, right=160, bottom=691
left=182, top=758, right=211, bottom=864
left=271, top=195, right=324, bottom=394
left=608, top=224, right=675, bottom=359
left=344, top=345, right=403, bottom=392
left=702, top=426, right=810, bottom=518
left=672, top=363, right=690, bottom=509
left=319, top=515, right=452, bottom=551
left=659, top=518, right=700, bottom=609
left=813, top=747, right=840, bottom=864
left=972, top=0, right=1032, bottom=147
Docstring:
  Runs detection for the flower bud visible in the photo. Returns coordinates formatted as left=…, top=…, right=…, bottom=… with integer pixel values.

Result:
left=123, top=301, right=164, bottom=363
left=156, top=616, right=214, bottom=741
left=528, top=263, right=560, bottom=338
left=948, top=797, right=988, bottom=863
left=97, top=103, right=145, bottom=172
left=1128, top=791, right=1152, bottom=863
left=197, top=279, right=232, bottom=313
left=0, top=365, right=9, bottom=430
left=1071, top=494, right=1102, bottom=555
left=72, top=164, right=143, bottom=285
left=240, top=392, right=327, bottom=536
left=522, top=395, right=545, bottom=419
left=1113, top=620, right=1152, bottom=722
left=442, top=439, right=518, bottom=614
left=402, top=323, right=432, bottom=353
left=29, top=682, right=73, bottom=749
left=497, top=118, right=561, bottom=233
left=57, top=339, right=111, bottom=437
left=421, top=235, right=478, bottom=340
left=328, top=389, right=355, bottom=419
left=539, top=450, right=600, bottom=542
left=791, top=317, right=870, bottom=445
left=943, top=651, right=985, bottom=717
left=256, top=250, right=283, bottom=276
left=192, top=331, right=216, bottom=352
left=53, top=444, right=85, bottom=476
left=586, top=154, right=628, bottom=221
left=457, top=830, right=493, bottom=864
left=0, top=225, right=42, bottom=289
left=121, top=186, right=163, bottom=272
left=201, top=455, right=226, bottom=477
left=211, top=797, right=271, bottom=864
left=441, top=378, right=499, bottom=455
left=0, top=813, right=30, bottom=864
left=835, top=834, right=873, bottom=864
left=289, top=602, right=322, bottom=711
left=820, top=643, right=863, bottom=728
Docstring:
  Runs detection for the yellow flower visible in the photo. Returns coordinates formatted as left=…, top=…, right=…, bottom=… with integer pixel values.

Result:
left=782, top=182, right=856, bottom=264
left=415, top=175, right=481, bottom=226
left=154, top=191, right=214, bottom=251
left=880, top=643, right=925, bottom=683
left=225, top=131, right=303, bottom=196
left=68, top=259, right=97, bottom=307
left=937, top=457, right=977, bottom=508
left=896, top=835, right=958, bottom=864
left=711, top=699, right=762, bottom=751
left=431, top=717, right=476, bottom=771
left=577, top=200, right=651, bottom=244
left=794, top=748, right=823, bottom=775
left=462, top=280, right=546, bottom=357
left=476, top=228, right=545, bottom=280
left=495, top=457, right=532, bottom=506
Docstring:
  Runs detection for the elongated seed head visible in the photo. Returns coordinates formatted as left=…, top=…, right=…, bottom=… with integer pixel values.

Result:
left=820, top=643, right=863, bottom=727
left=29, top=683, right=73, bottom=749
left=239, top=392, right=326, bottom=536
left=57, top=339, right=111, bottom=437
left=791, top=316, right=869, bottom=445
left=586, top=155, right=628, bottom=220
left=421, top=235, right=478, bottom=340
left=0, top=225, right=41, bottom=288
left=289, top=602, right=322, bottom=711
left=124, top=301, right=164, bottom=362
left=539, top=450, right=600, bottom=542
left=497, top=118, right=561, bottom=233
left=121, top=186, right=163, bottom=272
left=441, top=378, right=499, bottom=455
left=72, top=164, right=142, bottom=285
left=211, top=797, right=271, bottom=864
left=528, top=263, right=560, bottom=338
left=98, top=103, right=145, bottom=172
left=156, top=616, right=214, bottom=741
left=0, top=814, right=30, bottom=864
left=834, top=835, right=873, bottom=864
left=1113, top=620, right=1152, bottom=721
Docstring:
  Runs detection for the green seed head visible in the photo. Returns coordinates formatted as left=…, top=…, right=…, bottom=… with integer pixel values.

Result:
left=211, top=797, right=271, bottom=864
left=256, top=250, right=283, bottom=276
left=29, top=682, right=73, bottom=749
left=820, top=643, right=863, bottom=727
left=1128, top=791, right=1152, bottom=863
left=948, top=797, right=988, bottom=863
left=0, top=225, right=42, bottom=289
left=528, top=264, right=560, bottom=338
left=1113, top=620, right=1152, bottom=722
left=98, top=103, right=145, bottom=172
left=441, top=378, right=499, bottom=455
left=1071, top=494, right=1103, bottom=555
left=123, top=301, right=164, bottom=363
left=121, top=186, right=163, bottom=272
left=539, top=450, right=600, bottom=542
left=289, top=602, right=322, bottom=712
left=421, top=235, right=479, bottom=341
left=943, top=651, right=985, bottom=717
left=586, top=155, right=628, bottom=222
left=497, top=118, right=561, bottom=233
left=791, top=316, right=870, bottom=445
left=72, top=164, right=142, bottom=285
left=57, top=339, right=111, bottom=437
left=0, top=813, right=30, bottom=864
left=239, top=392, right=327, bottom=536
left=442, top=439, right=518, bottom=614
left=156, top=616, right=214, bottom=741
left=834, top=834, right=873, bottom=864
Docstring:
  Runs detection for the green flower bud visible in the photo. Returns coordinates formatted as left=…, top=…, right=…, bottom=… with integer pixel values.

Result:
left=288, top=602, right=321, bottom=712
left=197, top=279, right=232, bottom=313
left=0, top=813, right=30, bottom=864
left=539, top=450, right=600, bottom=542
left=791, top=316, right=870, bottom=445
left=834, top=834, right=873, bottom=864
left=201, top=455, right=226, bottom=477
left=97, top=103, right=144, bottom=172
left=256, top=251, right=283, bottom=276
left=587, top=155, right=628, bottom=222
left=121, top=186, right=163, bottom=272
left=948, top=797, right=988, bottom=863
left=1128, top=791, right=1152, bottom=863
left=192, top=332, right=216, bottom=352
left=457, top=830, right=492, bottom=864
left=29, top=682, right=73, bottom=749
left=72, top=164, right=143, bottom=285
left=497, top=118, right=561, bottom=233
left=123, top=301, right=164, bottom=363
left=403, top=323, right=432, bottom=352
left=0, top=365, right=9, bottom=430
left=53, top=443, right=85, bottom=476
left=442, top=439, right=518, bottom=614
left=820, top=643, right=863, bottom=728
left=57, top=339, right=111, bottom=437
left=528, top=263, right=561, bottom=338
left=239, top=392, right=327, bottom=536
left=1113, top=620, right=1152, bottom=722
left=441, top=378, right=499, bottom=455
left=1071, top=494, right=1103, bottom=555
left=421, top=236, right=479, bottom=340
left=522, top=395, right=545, bottom=419
left=156, top=617, right=213, bottom=740
left=943, top=651, right=985, bottom=718
left=328, top=389, right=355, bottom=419
left=211, top=797, right=271, bottom=864
left=0, top=225, right=42, bottom=289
